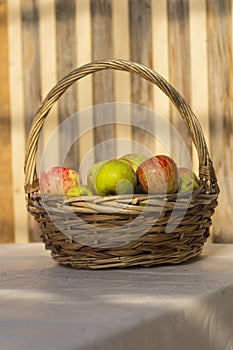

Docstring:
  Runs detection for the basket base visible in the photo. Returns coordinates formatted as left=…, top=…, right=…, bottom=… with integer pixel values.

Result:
left=49, top=244, right=204, bottom=270
left=39, top=222, right=208, bottom=269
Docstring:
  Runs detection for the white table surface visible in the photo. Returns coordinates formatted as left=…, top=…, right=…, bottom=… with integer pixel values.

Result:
left=1, top=243, right=233, bottom=350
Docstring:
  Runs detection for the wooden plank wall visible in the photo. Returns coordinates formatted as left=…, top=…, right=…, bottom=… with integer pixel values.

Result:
left=0, top=0, right=14, bottom=242
left=0, top=0, right=232, bottom=243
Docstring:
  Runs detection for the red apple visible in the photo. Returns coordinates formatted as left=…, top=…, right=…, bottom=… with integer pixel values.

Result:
left=40, top=166, right=79, bottom=195
left=136, top=155, right=179, bottom=194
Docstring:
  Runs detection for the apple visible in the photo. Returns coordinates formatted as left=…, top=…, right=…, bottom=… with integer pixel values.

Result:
left=119, top=153, right=148, bottom=172
left=136, top=155, right=179, bottom=194
left=66, top=185, right=94, bottom=196
left=87, top=160, right=107, bottom=191
left=40, top=166, right=79, bottom=195
left=95, top=159, right=137, bottom=196
left=178, top=167, right=199, bottom=192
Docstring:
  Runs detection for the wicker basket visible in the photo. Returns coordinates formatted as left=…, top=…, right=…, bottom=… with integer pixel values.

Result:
left=24, top=59, right=219, bottom=269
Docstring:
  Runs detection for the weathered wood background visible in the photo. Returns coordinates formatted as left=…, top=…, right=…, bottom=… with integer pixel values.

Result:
left=0, top=0, right=232, bottom=243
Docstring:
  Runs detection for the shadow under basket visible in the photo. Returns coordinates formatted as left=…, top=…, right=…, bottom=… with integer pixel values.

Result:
left=24, top=59, right=219, bottom=269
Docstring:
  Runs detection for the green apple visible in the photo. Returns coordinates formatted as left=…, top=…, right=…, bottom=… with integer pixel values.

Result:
left=95, top=159, right=137, bottom=196
left=66, top=185, right=94, bottom=196
left=119, top=153, right=148, bottom=172
left=178, top=167, right=200, bottom=192
left=87, top=160, right=107, bottom=191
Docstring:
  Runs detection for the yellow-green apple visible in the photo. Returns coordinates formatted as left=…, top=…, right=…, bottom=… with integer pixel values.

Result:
left=178, top=167, right=199, bottom=192
left=119, top=153, right=148, bottom=172
left=66, top=185, right=94, bottom=196
left=95, top=159, right=137, bottom=196
left=87, top=160, right=107, bottom=192
left=136, top=155, right=179, bottom=194
left=40, top=166, right=79, bottom=195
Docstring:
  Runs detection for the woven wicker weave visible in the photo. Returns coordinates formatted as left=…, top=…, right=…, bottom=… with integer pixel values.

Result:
left=24, top=59, right=219, bottom=269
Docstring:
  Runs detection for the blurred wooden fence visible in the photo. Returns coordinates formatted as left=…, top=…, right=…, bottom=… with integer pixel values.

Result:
left=0, top=0, right=232, bottom=243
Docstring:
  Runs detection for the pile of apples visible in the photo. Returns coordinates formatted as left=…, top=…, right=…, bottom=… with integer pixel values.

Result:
left=39, top=153, right=199, bottom=197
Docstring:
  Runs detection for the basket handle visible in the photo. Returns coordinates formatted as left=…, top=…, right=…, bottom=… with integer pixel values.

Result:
left=24, top=59, right=218, bottom=195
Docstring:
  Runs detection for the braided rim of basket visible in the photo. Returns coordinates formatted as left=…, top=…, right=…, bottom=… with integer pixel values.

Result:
left=24, top=59, right=219, bottom=198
